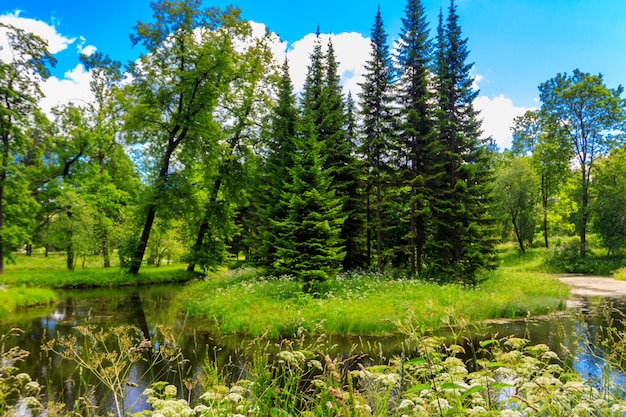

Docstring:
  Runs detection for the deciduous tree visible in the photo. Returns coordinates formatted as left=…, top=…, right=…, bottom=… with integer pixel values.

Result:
left=0, top=22, right=55, bottom=273
left=123, top=0, right=252, bottom=274
left=539, top=69, right=626, bottom=257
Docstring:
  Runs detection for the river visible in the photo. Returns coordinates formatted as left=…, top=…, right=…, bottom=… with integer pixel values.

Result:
left=1, top=277, right=625, bottom=414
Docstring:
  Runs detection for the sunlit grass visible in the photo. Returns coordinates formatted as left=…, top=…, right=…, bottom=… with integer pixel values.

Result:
left=0, top=285, right=56, bottom=320
left=2, top=253, right=199, bottom=288
left=180, top=247, right=570, bottom=338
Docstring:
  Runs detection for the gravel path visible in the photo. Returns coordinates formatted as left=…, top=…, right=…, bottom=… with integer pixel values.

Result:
left=558, top=275, right=626, bottom=297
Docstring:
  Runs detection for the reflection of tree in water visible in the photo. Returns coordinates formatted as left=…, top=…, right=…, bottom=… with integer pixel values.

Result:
left=129, top=292, right=151, bottom=341
left=573, top=298, right=626, bottom=397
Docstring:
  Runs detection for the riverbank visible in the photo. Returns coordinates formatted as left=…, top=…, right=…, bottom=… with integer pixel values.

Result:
left=0, top=285, right=56, bottom=320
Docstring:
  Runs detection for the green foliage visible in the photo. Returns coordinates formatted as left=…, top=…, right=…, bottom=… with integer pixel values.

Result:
left=358, top=8, right=396, bottom=272
left=613, top=267, right=626, bottom=281
left=427, top=1, right=498, bottom=284
left=539, top=69, right=626, bottom=257
left=591, top=148, right=626, bottom=255
left=544, top=236, right=626, bottom=275
left=495, top=156, right=540, bottom=252
left=0, top=22, right=56, bottom=273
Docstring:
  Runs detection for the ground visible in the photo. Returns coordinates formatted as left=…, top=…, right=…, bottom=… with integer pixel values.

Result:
left=558, top=274, right=626, bottom=310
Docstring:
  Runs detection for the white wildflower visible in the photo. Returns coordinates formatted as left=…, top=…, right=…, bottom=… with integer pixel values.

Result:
left=225, top=392, right=243, bottom=403
left=430, top=398, right=451, bottom=412
left=397, top=399, right=414, bottom=410
left=499, top=410, right=523, bottom=417
left=375, top=372, right=400, bottom=387
left=467, top=406, right=488, bottom=414
left=230, top=385, right=246, bottom=395
left=164, top=384, right=177, bottom=397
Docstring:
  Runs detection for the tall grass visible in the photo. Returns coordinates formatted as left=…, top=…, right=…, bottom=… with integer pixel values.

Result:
left=179, top=247, right=569, bottom=338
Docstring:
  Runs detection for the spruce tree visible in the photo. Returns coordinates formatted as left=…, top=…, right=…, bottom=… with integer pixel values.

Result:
left=341, top=93, right=368, bottom=269
left=300, top=28, right=326, bottom=131
left=430, top=1, right=497, bottom=283
left=273, top=117, right=345, bottom=289
left=358, top=7, right=396, bottom=272
left=395, top=0, right=437, bottom=277
left=271, top=30, right=346, bottom=288
left=321, top=41, right=366, bottom=269
left=252, top=58, right=299, bottom=269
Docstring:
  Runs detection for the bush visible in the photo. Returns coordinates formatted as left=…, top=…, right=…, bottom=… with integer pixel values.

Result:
left=546, top=238, right=595, bottom=273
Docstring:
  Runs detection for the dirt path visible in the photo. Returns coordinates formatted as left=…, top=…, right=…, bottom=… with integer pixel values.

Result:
left=558, top=275, right=626, bottom=297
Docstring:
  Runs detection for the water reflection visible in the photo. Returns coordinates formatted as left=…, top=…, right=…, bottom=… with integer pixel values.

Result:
left=2, top=285, right=626, bottom=414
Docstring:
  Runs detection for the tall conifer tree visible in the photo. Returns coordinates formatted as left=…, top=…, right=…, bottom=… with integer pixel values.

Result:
left=430, top=1, right=497, bottom=283
left=252, top=58, right=299, bottom=269
left=342, top=93, right=368, bottom=268
left=395, top=0, right=437, bottom=277
left=358, top=8, right=396, bottom=272
left=321, top=41, right=365, bottom=269
left=274, top=35, right=346, bottom=288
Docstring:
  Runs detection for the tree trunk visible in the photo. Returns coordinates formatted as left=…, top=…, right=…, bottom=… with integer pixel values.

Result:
left=541, top=174, right=549, bottom=248
left=66, top=210, right=75, bottom=271
left=102, top=234, right=111, bottom=268
left=129, top=207, right=157, bottom=274
left=410, top=198, right=416, bottom=279
left=512, top=216, right=525, bottom=253
left=375, top=175, right=382, bottom=274
left=580, top=166, right=589, bottom=258
left=187, top=178, right=222, bottom=272
left=128, top=134, right=182, bottom=274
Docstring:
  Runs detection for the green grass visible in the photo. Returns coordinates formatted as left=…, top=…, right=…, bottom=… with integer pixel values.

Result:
left=2, top=253, right=201, bottom=288
left=613, top=267, right=626, bottom=281
left=0, top=285, right=56, bottom=320
left=179, top=246, right=570, bottom=338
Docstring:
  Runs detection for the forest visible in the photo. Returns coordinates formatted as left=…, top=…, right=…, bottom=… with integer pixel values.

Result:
left=1, top=0, right=625, bottom=288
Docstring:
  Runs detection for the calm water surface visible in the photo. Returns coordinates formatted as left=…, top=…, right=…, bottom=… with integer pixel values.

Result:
left=2, top=283, right=625, bottom=414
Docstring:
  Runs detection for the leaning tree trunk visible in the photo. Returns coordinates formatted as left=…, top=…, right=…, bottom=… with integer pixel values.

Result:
left=129, top=131, right=184, bottom=275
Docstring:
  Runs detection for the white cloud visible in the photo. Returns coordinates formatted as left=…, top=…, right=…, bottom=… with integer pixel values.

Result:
left=474, top=94, right=536, bottom=151
left=281, top=31, right=371, bottom=97
left=40, top=64, right=94, bottom=114
left=1, top=12, right=92, bottom=115
left=0, top=11, right=75, bottom=54
left=76, top=36, right=97, bottom=56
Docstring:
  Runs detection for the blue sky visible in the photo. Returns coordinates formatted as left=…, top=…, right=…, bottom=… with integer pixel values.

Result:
left=2, top=0, right=625, bottom=149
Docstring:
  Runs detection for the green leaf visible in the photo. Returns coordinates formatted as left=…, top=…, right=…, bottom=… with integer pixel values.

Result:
left=479, top=339, right=498, bottom=348
left=460, top=385, right=484, bottom=399
left=441, top=382, right=466, bottom=390
left=404, top=357, right=427, bottom=365
left=406, top=383, right=431, bottom=394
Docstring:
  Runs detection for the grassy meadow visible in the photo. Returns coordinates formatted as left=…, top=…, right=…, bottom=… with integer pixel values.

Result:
left=180, top=245, right=570, bottom=338
left=2, top=252, right=199, bottom=288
